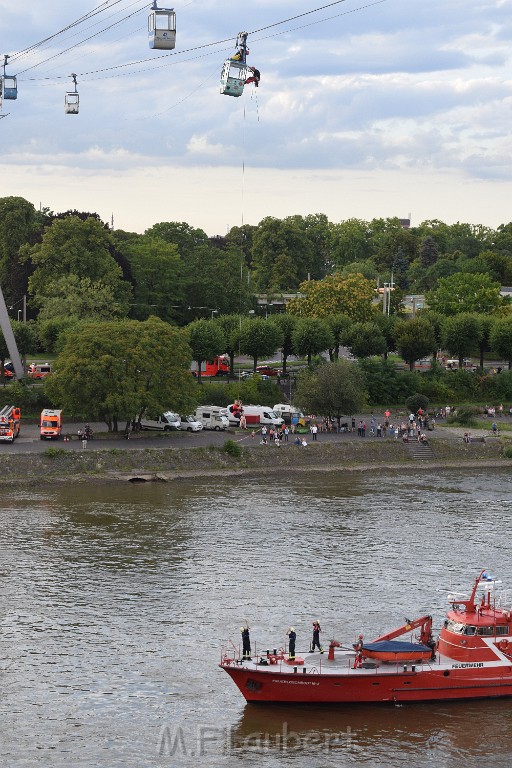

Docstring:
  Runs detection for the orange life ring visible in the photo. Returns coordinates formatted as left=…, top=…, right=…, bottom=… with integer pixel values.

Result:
left=498, top=639, right=509, bottom=653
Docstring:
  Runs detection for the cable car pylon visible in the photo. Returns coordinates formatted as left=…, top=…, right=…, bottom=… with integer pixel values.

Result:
left=65, top=73, right=79, bottom=114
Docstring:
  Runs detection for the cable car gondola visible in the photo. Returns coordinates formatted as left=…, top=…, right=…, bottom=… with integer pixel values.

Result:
left=220, top=32, right=249, bottom=97
left=148, top=2, right=176, bottom=50
left=1, top=55, right=17, bottom=100
left=65, top=74, right=79, bottom=114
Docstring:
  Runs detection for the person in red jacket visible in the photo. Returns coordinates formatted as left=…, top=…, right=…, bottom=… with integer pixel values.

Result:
left=245, top=66, right=260, bottom=87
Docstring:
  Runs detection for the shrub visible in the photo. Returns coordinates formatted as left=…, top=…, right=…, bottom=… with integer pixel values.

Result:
left=447, top=406, right=482, bottom=427
left=503, top=445, right=512, bottom=459
left=405, top=393, right=430, bottom=413
left=223, top=439, right=242, bottom=458
left=44, top=447, right=66, bottom=458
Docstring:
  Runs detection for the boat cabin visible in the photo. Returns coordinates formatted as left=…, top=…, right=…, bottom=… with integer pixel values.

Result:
left=148, top=4, right=176, bottom=50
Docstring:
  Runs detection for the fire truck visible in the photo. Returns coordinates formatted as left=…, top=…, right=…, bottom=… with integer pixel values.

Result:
left=191, top=355, right=229, bottom=377
left=0, top=405, right=21, bottom=443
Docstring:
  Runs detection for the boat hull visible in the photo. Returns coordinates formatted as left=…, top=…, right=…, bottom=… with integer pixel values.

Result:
left=221, top=665, right=512, bottom=704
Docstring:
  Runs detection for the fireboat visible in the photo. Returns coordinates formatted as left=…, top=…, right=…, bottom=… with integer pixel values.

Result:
left=220, top=571, right=512, bottom=703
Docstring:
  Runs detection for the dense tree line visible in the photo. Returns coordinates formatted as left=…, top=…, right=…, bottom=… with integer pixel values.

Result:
left=1, top=195, right=512, bottom=426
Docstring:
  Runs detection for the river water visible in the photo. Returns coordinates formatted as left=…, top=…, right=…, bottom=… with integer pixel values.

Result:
left=1, top=468, right=512, bottom=768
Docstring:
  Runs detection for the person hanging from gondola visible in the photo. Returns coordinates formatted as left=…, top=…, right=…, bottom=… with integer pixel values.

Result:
left=245, top=66, right=260, bottom=87
left=241, top=625, right=251, bottom=660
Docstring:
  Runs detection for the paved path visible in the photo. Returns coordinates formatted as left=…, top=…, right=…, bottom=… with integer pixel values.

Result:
left=1, top=414, right=509, bottom=455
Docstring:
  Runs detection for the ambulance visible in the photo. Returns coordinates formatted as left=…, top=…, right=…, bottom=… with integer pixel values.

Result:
left=40, top=409, right=63, bottom=440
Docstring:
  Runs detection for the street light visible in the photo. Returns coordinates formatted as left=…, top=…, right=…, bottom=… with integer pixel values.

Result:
left=211, top=309, right=218, bottom=319
left=17, top=310, right=22, bottom=321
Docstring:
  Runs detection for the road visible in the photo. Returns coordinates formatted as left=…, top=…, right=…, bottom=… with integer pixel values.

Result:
left=2, top=412, right=508, bottom=455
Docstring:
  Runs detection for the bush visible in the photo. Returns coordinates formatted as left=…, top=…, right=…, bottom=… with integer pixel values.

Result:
left=44, top=447, right=66, bottom=458
left=223, top=439, right=242, bottom=458
left=447, top=406, right=482, bottom=427
left=503, top=445, right=512, bottom=459
left=405, top=393, right=430, bottom=413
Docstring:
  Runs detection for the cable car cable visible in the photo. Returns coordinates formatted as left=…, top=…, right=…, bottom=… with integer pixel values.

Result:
left=10, top=1, right=137, bottom=62
left=16, top=0, right=382, bottom=81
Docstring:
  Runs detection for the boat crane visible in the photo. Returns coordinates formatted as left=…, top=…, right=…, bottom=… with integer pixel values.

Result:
left=65, top=74, right=79, bottom=115
left=148, top=1, right=176, bottom=50
left=220, top=32, right=249, bottom=98
left=1, top=55, right=17, bottom=100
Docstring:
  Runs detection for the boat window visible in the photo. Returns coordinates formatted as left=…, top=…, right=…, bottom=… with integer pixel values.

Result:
left=476, top=626, right=495, bottom=636
left=496, top=625, right=510, bottom=636
left=464, top=625, right=476, bottom=635
left=445, top=620, right=465, bottom=634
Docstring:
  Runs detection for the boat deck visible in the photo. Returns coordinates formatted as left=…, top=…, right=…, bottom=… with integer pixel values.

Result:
left=223, top=647, right=456, bottom=676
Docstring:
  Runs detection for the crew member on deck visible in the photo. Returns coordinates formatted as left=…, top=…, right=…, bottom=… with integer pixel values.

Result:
left=355, top=634, right=364, bottom=651
left=311, top=621, right=323, bottom=653
left=241, top=625, right=251, bottom=660
left=288, top=627, right=296, bottom=660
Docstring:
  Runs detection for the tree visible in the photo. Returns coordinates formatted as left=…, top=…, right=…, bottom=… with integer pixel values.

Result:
left=239, top=318, right=282, bottom=371
left=292, top=318, right=333, bottom=367
left=45, top=317, right=195, bottom=431
left=118, top=234, right=184, bottom=321
left=216, top=314, right=243, bottom=376
left=330, top=219, right=370, bottom=269
left=37, top=275, right=128, bottom=322
left=187, top=319, right=225, bottom=383
left=287, top=273, right=375, bottom=321
left=419, top=236, right=439, bottom=269
left=294, top=360, right=368, bottom=429
left=348, top=322, right=387, bottom=359
left=269, top=313, right=297, bottom=374
left=326, top=314, right=352, bottom=361
left=490, top=317, right=512, bottom=369
left=394, top=318, right=437, bottom=371
left=27, top=216, right=131, bottom=309
left=251, top=216, right=319, bottom=291
left=442, top=314, right=482, bottom=369
left=425, top=273, right=502, bottom=316
left=0, top=196, right=44, bottom=306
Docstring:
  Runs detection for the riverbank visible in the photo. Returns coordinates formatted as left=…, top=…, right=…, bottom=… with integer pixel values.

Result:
left=1, top=435, right=510, bottom=485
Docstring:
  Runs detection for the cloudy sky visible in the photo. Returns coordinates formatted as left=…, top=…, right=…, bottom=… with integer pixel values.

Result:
left=1, top=0, right=511, bottom=235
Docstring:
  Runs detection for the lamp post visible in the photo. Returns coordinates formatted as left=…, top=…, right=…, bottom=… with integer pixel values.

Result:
left=211, top=309, right=218, bottom=319
left=17, top=310, right=22, bottom=321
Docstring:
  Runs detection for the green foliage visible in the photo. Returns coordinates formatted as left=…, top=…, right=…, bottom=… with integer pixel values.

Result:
left=394, top=317, right=437, bottom=370
left=481, top=370, right=512, bottom=400
left=447, top=406, right=481, bottom=427
left=223, top=439, right=242, bottom=458
left=44, top=447, right=66, bottom=458
left=442, top=314, right=482, bottom=365
left=292, top=318, right=333, bottom=366
left=0, top=380, right=49, bottom=410
left=45, top=317, right=195, bottom=431
left=490, top=317, right=512, bottom=366
left=348, top=321, right=387, bottom=359
left=294, top=359, right=368, bottom=421
left=357, top=358, right=417, bottom=405
left=426, top=272, right=502, bottom=316
left=239, top=318, right=283, bottom=369
left=187, top=319, right=226, bottom=382
left=37, top=317, right=80, bottom=353
left=194, top=378, right=281, bottom=408
left=405, top=393, right=430, bottom=413
left=503, top=445, right=512, bottom=459
left=28, top=216, right=130, bottom=308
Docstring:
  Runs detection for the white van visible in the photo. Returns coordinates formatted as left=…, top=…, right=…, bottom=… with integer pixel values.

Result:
left=179, top=415, right=203, bottom=432
left=273, top=403, right=305, bottom=425
left=138, top=411, right=180, bottom=431
left=194, top=406, right=229, bottom=431
left=226, top=404, right=284, bottom=427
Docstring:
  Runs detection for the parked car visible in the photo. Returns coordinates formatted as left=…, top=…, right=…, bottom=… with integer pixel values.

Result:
left=241, top=371, right=269, bottom=380
left=138, top=412, right=180, bottom=431
left=255, top=365, right=280, bottom=377
left=179, top=415, right=203, bottom=432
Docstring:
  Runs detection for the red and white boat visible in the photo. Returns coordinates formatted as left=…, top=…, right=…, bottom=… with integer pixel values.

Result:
left=220, top=571, right=512, bottom=703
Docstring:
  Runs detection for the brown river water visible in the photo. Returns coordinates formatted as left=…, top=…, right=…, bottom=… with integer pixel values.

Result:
left=1, top=468, right=512, bottom=767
